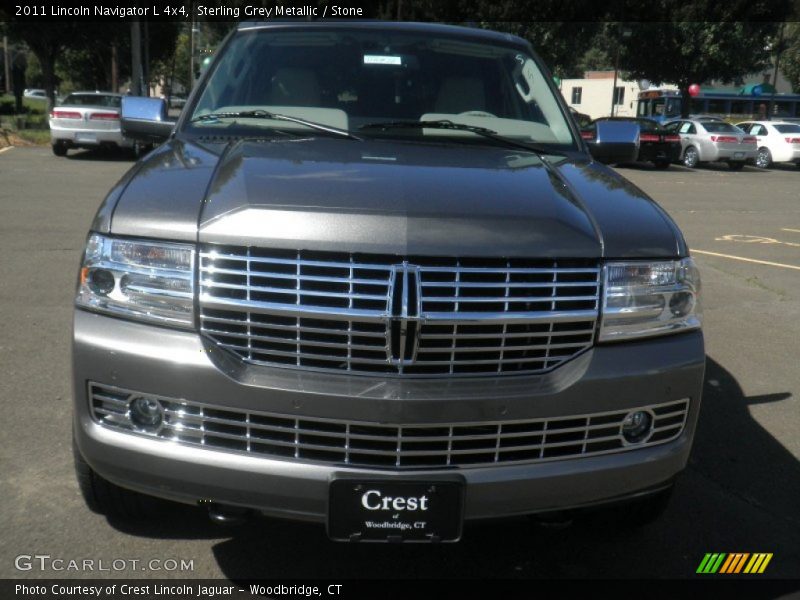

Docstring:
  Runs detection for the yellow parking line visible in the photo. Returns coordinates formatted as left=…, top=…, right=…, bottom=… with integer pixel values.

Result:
left=691, top=249, right=800, bottom=271
left=0, top=146, right=14, bottom=154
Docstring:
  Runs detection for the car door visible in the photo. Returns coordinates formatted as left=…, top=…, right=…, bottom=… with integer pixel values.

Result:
left=678, top=121, right=697, bottom=157
left=750, top=123, right=768, bottom=150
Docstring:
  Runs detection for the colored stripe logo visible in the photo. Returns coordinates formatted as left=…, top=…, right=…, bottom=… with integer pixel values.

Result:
left=697, top=553, right=773, bottom=574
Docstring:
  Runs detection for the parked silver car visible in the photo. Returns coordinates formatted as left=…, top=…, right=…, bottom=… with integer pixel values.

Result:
left=664, top=119, right=756, bottom=170
left=49, top=92, right=136, bottom=157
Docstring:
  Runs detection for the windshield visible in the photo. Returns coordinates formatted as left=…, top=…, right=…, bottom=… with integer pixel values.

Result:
left=189, top=28, right=575, bottom=146
left=62, top=94, right=121, bottom=108
left=700, top=122, right=740, bottom=133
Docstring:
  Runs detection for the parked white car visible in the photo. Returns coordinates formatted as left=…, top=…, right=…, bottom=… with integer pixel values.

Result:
left=49, top=92, right=136, bottom=157
left=23, top=88, right=46, bottom=99
left=664, top=119, right=756, bottom=170
left=735, top=121, right=800, bottom=168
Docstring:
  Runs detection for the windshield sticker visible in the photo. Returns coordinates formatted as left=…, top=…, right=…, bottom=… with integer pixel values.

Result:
left=363, top=55, right=402, bottom=66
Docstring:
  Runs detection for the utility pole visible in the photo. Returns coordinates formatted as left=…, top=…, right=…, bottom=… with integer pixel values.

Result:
left=189, top=18, right=196, bottom=90
left=111, top=43, right=118, bottom=93
left=611, top=29, right=632, bottom=117
left=767, top=22, right=785, bottom=121
left=131, top=21, right=142, bottom=95
left=143, top=20, right=150, bottom=96
left=2, top=36, right=10, bottom=95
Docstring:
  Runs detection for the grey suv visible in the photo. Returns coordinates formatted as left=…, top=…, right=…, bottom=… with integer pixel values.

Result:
left=72, top=21, right=704, bottom=542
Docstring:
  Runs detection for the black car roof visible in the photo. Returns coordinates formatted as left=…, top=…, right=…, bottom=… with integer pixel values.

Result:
left=236, top=20, right=529, bottom=48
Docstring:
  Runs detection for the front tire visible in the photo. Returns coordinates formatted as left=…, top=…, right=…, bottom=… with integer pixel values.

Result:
left=52, top=141, right=68, bottom=157
left=756, top=147, right=772, bottom=169
left=73, top=434, right=159, bottom=520
left=682, top=146, right=699, bottom=168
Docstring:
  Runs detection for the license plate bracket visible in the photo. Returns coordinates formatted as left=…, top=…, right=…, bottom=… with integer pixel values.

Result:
left=327, top=478, right=464, bottom=542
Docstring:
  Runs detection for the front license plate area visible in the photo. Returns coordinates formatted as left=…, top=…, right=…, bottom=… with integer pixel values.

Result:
left=328, top=479, right=463, bottom=542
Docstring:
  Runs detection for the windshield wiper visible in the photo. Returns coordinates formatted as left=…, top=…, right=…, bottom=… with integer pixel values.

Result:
left=190, top=110, right=362, bottom=141
left=359, top=119, right=567, bottom=156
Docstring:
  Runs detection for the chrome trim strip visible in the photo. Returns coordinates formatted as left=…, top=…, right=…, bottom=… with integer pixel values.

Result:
left=89, top=382, right=690, bottom=470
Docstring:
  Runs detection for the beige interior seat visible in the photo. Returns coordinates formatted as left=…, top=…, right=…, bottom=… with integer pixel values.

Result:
left=434, top=77, right=486, bottom=114
left=269, top=68, right=321, bottom=106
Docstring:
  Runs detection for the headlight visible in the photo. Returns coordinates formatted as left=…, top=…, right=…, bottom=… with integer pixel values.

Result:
left=599, top=257, right=701, bottom=342
left=76, top=234, right=195, bottom=328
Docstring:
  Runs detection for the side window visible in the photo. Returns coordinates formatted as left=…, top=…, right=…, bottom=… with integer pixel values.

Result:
left=738, top=123, right=751, bottom=133
left=679, top=122, right=692, bottom=134
left=664, top=121, right=679, bottom=132
left=751, top=124, right=764, bottom=136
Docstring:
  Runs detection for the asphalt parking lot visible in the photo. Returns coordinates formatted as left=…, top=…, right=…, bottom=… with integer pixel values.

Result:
left=0, top=147, right=798, bottom=581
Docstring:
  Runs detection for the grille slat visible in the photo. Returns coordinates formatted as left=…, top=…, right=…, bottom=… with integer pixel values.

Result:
left=199, top=246, right=600, bottom=377
left=90, top=383, right=690, bottom=470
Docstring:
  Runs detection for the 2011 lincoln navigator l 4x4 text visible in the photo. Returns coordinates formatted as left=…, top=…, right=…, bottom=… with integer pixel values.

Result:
left=72, top=21, right=704, bottom=542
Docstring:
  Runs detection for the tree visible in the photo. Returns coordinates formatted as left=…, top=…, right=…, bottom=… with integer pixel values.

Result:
left=7, top=23, right=80, bottom=107
left=781, top=24, right=800, bottom=92
left=609, top=1, right=792, bottom=116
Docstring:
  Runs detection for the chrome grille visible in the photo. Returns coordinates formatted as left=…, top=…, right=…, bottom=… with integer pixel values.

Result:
left=90, top=383, right=690, bottom=469
left=199, top=246, right=600, bottom=376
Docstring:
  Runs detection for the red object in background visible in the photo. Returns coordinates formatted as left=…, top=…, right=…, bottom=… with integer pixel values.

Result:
left=89, top=112, right=119, bottom=121
left=50, top=110, right=81, bottom=119
left=688, top=84, right=701, bottom=97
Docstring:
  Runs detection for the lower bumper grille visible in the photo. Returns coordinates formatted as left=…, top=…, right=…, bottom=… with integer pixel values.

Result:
left=89, top=383, right=689, bottom=470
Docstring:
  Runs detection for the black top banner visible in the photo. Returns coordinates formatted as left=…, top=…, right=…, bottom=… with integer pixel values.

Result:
left=0, top=0, right=795, bottom=23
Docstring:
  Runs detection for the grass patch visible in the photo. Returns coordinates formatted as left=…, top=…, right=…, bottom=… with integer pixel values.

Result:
left=16, top=129, right=51, bottom=145
left=0, top=94, right=49, bottom=115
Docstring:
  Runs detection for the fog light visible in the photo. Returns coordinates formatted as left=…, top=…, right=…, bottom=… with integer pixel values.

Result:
left=621, top=410, right=652, bottom=443
left=88, top=268, right=115, bottom=295
left=129, top=397, right=163, bottom=431
left=669, top=291, right=694, bottom=317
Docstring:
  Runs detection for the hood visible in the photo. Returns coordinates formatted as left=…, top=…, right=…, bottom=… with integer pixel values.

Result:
left=106, top=137, right=683, bottom=258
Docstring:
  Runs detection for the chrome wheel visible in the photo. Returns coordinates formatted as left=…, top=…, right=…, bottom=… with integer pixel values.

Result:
left=756, top=147, right=772, bottom=169
left=682, top=147, right=699, bottom=168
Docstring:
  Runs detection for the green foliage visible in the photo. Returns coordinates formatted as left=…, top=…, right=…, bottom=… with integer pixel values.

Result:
left=782, top=24, right=800, bottom=92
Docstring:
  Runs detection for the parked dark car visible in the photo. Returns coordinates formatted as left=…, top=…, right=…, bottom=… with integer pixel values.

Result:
left=569, top=106, right=592, bottom=128
left=72, top=21, right=703, bottom=543
left=583, top=117, right=681, bottom=169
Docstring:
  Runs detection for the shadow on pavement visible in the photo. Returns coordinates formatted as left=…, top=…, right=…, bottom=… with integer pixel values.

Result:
left=65, top=148, right=133, bottom=162
left=105, top=357, right=799, bottom=578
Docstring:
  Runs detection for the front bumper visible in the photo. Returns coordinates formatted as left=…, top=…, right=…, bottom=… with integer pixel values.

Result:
left=73, top=310, right=705, bottom=522
left=638, top=142, right=681, bottom=163
left=50, top=124, right=132, bottom=148
left=703, top=146, right=757, bottom=162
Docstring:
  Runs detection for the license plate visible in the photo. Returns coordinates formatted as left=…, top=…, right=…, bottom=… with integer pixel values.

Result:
left=75, top=132, right=96, bottom=142
left=328, top=479, right=463, bottom=542
left=734, top=152, right=745, bottom=159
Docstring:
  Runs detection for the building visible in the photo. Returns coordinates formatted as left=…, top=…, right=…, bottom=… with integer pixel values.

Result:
left=560, top=71, right=678, bottom=120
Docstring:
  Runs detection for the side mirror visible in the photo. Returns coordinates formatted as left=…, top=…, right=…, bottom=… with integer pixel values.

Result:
left=583, top=120, right=640, bottom=165
left=121, top=96, right=175, bottom=144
